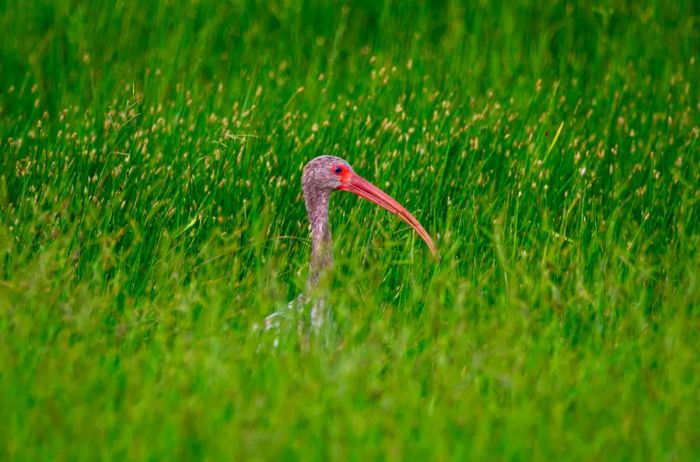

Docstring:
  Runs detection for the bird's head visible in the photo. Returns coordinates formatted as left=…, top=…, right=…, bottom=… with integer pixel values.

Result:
left=302, top=155, right=352, bottom=191
left=302, top=155, right=439, bottom=258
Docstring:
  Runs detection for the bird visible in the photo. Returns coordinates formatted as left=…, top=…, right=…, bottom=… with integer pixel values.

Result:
left=263, top=155, right=438, bottom=334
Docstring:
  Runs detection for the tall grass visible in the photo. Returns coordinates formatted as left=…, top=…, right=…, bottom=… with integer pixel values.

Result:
left=1, top=0, right=699, bottom=460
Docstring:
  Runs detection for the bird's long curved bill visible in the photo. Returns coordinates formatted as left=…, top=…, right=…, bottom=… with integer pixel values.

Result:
left=339, top=173, right=439, bottom=258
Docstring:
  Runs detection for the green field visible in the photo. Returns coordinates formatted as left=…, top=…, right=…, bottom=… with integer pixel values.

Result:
left=1, top=0, right=699, bottom=460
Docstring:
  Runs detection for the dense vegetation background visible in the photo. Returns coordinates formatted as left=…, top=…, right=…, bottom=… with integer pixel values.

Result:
left=1, top=0, right=698, bottom=460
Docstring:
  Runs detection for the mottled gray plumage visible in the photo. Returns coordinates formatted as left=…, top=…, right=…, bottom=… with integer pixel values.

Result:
left=302, top=156, right=351, bottom=288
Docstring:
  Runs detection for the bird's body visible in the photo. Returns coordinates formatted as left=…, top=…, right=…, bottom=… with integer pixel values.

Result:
left=264, top=155, right=437, bottom=334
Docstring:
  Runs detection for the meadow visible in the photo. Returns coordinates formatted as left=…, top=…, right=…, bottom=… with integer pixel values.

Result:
left=1, top=0, right=699, bottom=460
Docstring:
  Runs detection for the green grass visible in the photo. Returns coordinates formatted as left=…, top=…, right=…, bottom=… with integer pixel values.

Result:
left=1, top=0, right=699, bottom=460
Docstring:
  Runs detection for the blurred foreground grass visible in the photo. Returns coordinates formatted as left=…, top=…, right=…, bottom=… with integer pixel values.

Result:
left=1, top=0, right=699, bottom=460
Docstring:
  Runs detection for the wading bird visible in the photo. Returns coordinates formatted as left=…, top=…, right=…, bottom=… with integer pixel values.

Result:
left=264, top=155, right=438, bottom=332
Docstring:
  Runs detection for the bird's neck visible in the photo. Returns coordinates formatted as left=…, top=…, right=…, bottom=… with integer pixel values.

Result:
left=304, top=187, right=332, bottom=288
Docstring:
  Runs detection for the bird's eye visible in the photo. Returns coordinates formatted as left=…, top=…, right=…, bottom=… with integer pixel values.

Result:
left=334, top=166, right=343, bottom=174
